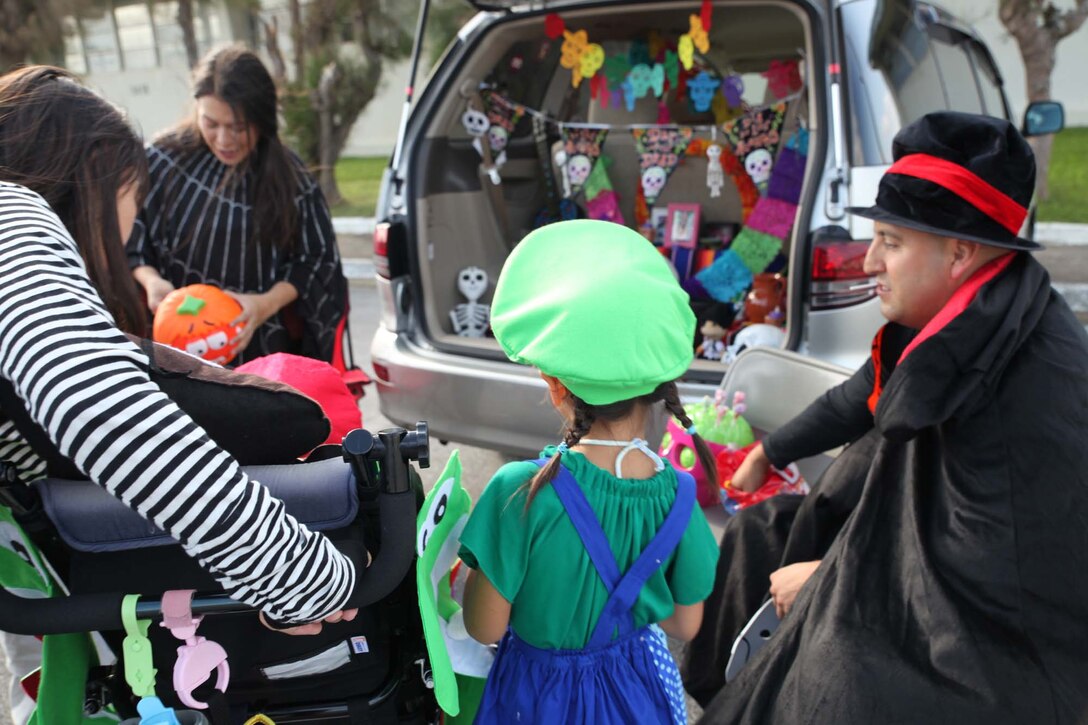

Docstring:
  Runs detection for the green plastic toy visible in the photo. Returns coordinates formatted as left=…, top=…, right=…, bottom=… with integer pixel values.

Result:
left=416, top=450, right=494, bottom=722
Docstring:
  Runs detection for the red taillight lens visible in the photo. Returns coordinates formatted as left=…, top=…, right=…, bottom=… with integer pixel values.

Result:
left=373, top=222, right=390, bottom=279
left=810, top=236, right=876, bottom=310
left=812, top=241, right=870, bottom=280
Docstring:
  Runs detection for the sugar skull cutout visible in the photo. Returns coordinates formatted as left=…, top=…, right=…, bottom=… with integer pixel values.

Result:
left=641, top=166, right=668, bottom=202
left=487, top=125, right=509, bottom=153
left=688, top=71, right=719, bottom=113
left=566, top=154, right=594, bottom=191
left=745, top=148, right=774, bottom=187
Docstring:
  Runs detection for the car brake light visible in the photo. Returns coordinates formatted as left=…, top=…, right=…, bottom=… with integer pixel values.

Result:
left=373, top=222, right=390, bottom=279
left=810, top=229, right=876, bottom=310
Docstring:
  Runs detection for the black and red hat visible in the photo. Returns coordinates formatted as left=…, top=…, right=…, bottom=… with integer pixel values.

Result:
left=848, top=111, right=1039, bottom=251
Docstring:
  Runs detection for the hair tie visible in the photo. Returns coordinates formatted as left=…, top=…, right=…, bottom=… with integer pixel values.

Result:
left=686, top=424, right=698, bottom=436
left=556, top=442, right=569, bottom=454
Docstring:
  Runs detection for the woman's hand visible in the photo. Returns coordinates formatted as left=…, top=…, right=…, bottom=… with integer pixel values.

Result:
left=132, top=266, right=175, bottom=313
left=769, top=560, right=821, bottom=618
left=728, top=442, right=772, bottom=493
left=259, top=608, right=358, bottom=636
left=225, top=282, right=297, bottom=356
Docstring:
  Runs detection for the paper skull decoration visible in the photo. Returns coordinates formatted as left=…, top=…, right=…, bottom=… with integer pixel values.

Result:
left=744, top=148, right=774, bottom=186
left=487, top=125, right=509, bottom=153
left=566, top=153, right=594, bottom=190
left=641, top=165, right=668, bottom=201
left=688, top=71, right=719, bottom=113
left=461, top=108, right=490, bottom=137
left=153, top=284, right=246, bottom=365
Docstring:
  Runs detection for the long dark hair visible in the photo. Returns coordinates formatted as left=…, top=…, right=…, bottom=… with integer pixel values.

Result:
left=160, top=44, right=301, bottom=253
left=0, top=66, right=150, bottom=335
left=524, top=381, right=718, bottom=507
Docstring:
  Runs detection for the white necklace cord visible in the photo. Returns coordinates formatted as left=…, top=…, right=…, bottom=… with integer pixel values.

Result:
left=578, top=437, right=665, bottom=478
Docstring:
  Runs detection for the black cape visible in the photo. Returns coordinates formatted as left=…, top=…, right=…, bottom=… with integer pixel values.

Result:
left=698, top=254, right=1088, bottom=724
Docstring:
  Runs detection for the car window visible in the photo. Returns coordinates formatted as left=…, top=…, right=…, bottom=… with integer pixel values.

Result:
left=929, top=38, right=981, bottom=114
left=965, top=41, right=1007, bottom=117
left=841, top=0, right=1004, bottom=165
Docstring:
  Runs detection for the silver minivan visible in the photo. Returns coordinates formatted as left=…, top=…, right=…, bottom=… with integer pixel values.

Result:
left=369, top=0, right=1062, bottom=455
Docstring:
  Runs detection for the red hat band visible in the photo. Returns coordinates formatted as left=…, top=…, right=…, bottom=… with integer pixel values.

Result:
left=887, top=154, right=1027, bottom=236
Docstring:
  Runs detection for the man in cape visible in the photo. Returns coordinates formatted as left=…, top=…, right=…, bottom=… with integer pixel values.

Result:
left=687, top=111, right=1088, bottom=722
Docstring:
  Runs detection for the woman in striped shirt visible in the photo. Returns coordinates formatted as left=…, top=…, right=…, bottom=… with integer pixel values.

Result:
left=127, top=45, right=347, bottom=364
left=0, top=66, right=355, bottom=631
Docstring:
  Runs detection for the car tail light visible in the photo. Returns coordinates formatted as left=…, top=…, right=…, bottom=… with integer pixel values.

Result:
left=810, top=227, right=876, bottom=310
left=372, top=216, right=409, bottom=281
left=373, top=222, right=391, bottom=279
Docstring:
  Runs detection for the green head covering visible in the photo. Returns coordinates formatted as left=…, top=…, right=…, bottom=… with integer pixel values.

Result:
left=491, top=220, right=695, bottom=405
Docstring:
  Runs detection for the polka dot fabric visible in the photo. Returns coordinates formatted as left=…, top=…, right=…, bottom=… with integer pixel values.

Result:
left=645, top=624, right=688, bottom=725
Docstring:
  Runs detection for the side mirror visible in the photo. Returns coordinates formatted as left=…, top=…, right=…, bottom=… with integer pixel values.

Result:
left=1022, top=101, right=1064, bottom=137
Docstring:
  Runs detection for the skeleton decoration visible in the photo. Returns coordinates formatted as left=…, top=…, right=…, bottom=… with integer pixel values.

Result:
left=450, top=266, right=491, bottom=338
left=462, top=102, right=502, bottom=185
left=706, top=143, right=725, bottom=198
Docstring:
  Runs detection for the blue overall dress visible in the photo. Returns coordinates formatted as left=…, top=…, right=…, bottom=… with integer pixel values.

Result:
left=473, top=462, right=694, bottom=725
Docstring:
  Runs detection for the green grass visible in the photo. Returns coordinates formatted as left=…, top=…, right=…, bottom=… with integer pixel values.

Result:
left=330, top=156, right=388, bottom=217
left=1037, top=127, right=1088, bottom=223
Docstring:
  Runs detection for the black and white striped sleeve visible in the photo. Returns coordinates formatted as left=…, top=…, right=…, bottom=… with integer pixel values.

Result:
left=0, top=183, right=354, bottom=624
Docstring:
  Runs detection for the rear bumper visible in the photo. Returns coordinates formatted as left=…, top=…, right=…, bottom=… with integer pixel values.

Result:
left=370, top=327, right=718, bottom=456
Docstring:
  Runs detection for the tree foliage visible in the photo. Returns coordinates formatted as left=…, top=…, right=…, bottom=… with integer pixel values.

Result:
left=999, top=0, right=1088, bottom=198
left=265, top=0, right=410, bottom=205
left=0, top=0, right=89, bottom=71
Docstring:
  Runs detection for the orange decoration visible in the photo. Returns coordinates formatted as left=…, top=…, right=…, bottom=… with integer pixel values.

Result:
left=153, top=284, right=246, bottom=365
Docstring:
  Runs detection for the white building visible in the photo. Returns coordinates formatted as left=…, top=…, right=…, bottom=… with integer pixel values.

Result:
left=67, top=1, right=1088, bottom=161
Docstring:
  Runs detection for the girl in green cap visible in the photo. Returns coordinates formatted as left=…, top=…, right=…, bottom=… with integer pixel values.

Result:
left=458, top=220, right=721, bottom=724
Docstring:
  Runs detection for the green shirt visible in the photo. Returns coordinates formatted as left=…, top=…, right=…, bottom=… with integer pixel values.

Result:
left=459, top=447, right=720, bottom=649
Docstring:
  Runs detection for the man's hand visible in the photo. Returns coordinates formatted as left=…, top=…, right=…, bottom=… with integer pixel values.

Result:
left=769, top=560, right=821, bottom=618
left=728, top=442, right=771, bottom=493
left=259, top=608, right=358, bottom=636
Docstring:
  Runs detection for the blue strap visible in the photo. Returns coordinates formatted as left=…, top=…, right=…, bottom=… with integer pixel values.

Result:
left=533, top=461, right=696, bottom=647
left=539, top=461, right=623, bottom=590
left=587, top=472, right=695, bottom=648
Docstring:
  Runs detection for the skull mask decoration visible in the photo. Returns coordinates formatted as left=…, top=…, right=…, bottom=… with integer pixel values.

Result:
left=641, top=166, right=668, bottom=202
left=461, top=108, right=490, bottom=137
left=744, top=149, right=774, bottom=186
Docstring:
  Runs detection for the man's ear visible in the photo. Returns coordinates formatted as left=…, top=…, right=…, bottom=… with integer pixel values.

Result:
left=949, top=238, right=983, bottom=281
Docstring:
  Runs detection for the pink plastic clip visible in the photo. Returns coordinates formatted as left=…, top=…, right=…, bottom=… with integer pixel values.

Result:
left=159, top=590, right=230, bottom=710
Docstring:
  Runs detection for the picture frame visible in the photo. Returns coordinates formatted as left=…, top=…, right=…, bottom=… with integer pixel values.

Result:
left=650, top=207, right=670, bottom=247
left=665, top=203, right=701, bottom=249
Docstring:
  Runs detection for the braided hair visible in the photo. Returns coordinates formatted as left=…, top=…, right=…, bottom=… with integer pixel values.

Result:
left=522, top=380, right=718, bottom=508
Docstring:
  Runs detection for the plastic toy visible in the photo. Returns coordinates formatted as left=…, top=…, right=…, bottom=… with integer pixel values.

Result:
left=153, top=284, right=245, bottom=365
left=416, top=451, right=493, bottom=722
left=659, top=391, right=755, bottom=506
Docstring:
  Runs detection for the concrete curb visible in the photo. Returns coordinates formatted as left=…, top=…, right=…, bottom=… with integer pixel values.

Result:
left=1036, top=222, right=1088, bottom=246
left=333, top=217, right=375, bottom=235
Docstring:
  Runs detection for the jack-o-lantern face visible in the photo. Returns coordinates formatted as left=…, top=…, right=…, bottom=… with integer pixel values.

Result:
left=153, top=284, right=246, bottom=365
